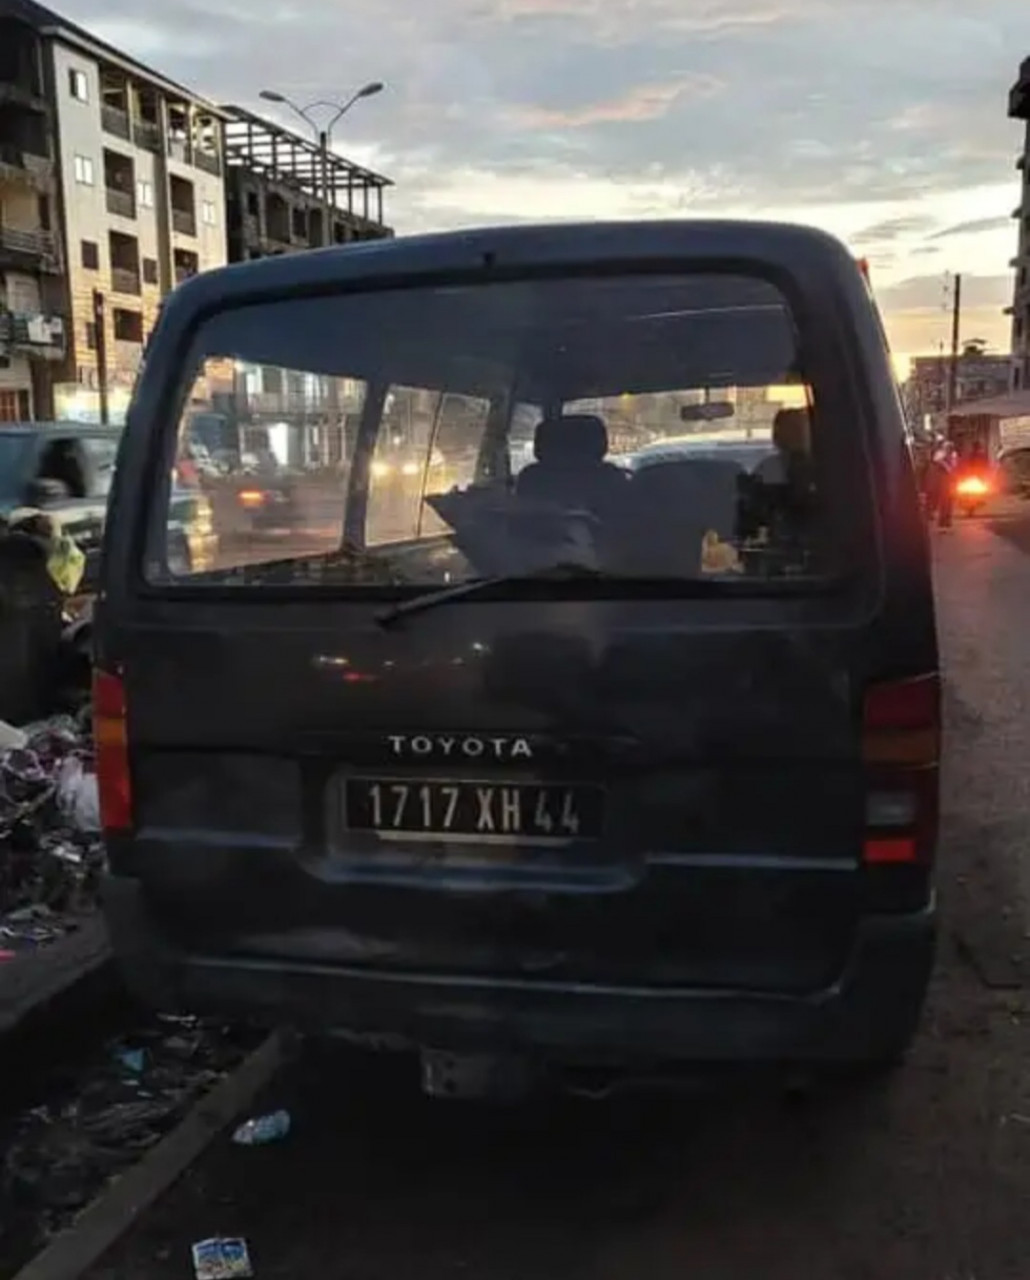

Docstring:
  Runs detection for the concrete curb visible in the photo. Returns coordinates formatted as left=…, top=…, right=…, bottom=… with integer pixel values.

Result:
left=0, top=913, right=112, bottom=1034
left=11, top=1029, right=286, bottom=1280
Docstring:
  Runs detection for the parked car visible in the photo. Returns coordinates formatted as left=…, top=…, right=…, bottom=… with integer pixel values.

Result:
left=96, top=220, right=939, bottom=1099
left=0, top=422, right=217, bottom=587
left=0, top=422, right=119, bottom=589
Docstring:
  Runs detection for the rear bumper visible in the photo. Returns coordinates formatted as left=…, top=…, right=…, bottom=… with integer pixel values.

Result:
left=102, top=875, right=935, bottom=1066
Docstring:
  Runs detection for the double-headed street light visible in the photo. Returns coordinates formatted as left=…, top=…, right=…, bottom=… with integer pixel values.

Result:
left=259, top=83, right=384, bottom=248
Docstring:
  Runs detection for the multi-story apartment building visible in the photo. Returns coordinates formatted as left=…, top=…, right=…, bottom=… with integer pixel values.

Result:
left=45, top=11, right=228, bottom=421
left=1, top=0, right=229, bottom=423
left=0, top=8, right=65, bottom=420
left=1008, top=55, right=1030, bottom=392
left=906, top=347, right=1014, bottom=426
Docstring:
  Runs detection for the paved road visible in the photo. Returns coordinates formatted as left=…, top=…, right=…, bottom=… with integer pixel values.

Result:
left=88, top=511, right=1030, bottom=1280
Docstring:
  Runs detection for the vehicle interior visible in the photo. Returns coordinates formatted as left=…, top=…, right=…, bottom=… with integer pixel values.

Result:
left=164, top=273, right=850, bottom=589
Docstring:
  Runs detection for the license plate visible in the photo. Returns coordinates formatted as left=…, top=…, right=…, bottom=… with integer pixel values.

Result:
left=344, top=778, right=603, bottom=843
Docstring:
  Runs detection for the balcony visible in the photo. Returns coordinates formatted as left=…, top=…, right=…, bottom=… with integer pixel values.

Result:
left=110, top=266, right=141, bottom=295
left=1009, top=57, right=1030, bottom=121
left=101, top=103, right=131, bottom=141
left=194, top=148, right=221, bottom=177
left=133, top=118, right=161, bottom=152
left=106, top=186, right=136, bottom=219
left=171, top=207, right=196, bottom=236
left=0, top=142, right=52, bottom=190
left=168, top=136, right=192, bottom=164
left=0, top=309, right=66, bottom=360
left=0, top=222, right=58, bottom=269
left=0, top=79, right=48, bottom=111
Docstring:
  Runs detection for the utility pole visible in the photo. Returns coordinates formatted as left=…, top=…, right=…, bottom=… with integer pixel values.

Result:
left=318, top=130, right=332, bottom=249
left=946, top=273, right=962, bottom=417
left=318, top=130, right=339, bottom=460
left=92, top=288, right=109, bottom=425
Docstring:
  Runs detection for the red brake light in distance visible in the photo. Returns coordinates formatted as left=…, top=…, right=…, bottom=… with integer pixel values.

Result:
left=93, top=668, right=132, bottom=832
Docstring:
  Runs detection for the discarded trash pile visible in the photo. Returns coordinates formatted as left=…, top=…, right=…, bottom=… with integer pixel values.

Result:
left=0, top=712, right=102, bottom=954
left=0, top=1014, right=261, bottom=1270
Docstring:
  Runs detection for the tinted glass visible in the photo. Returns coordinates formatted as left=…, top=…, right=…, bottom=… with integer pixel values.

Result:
left=148, top=273, right=857, bottom=591
left=0, top=435, right=31, bottom=501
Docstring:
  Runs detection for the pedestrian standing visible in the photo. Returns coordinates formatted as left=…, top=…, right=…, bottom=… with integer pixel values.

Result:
left=934, top=440, right=957, bottom=530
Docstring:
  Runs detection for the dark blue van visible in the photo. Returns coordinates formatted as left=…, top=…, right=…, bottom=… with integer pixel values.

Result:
left=95, top=221, right=939, bottom=1096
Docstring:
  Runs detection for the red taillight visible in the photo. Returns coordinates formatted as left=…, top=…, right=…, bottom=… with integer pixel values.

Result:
left=955, top=475, right=990, bottom=497
left=238, top=488, right=266, bottom=509
left=862, top=674, right=939, bottom=866
left=864, top=836, right=918, bottom=865
left=92, top=668, right=132, bottom=832
left=863, top=673, right=940, bottom=763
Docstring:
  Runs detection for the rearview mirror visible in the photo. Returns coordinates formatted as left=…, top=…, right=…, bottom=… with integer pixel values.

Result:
left=680, top=402, right=734, bottom=423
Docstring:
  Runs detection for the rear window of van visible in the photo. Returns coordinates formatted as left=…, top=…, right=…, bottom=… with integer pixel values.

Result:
left=143, top=272, right=873, bottom=594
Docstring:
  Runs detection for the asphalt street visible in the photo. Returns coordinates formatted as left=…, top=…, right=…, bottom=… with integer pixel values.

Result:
left=85, top=508, right=1030, bottom=1280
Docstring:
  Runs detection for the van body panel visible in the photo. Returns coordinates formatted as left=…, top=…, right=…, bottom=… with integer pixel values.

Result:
left=97, top=220, right=938, bottom=1069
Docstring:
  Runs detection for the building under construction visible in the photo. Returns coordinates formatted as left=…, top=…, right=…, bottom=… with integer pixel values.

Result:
left=221, top=107, right=393, bottom=262
left=1008, top=56, right=1030, bottom=392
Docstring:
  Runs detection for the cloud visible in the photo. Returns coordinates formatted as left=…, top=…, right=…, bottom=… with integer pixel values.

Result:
left=484, top=0, right=810, bottom=42
left=851, top=215, right=936, bottom=245
left=510, top=76, right=723, bottom=128
left=930, top=215, right=1015, bottom=240
left=877, top=272, right=1010, bottom=312
left=48, top=0, right=1029, bottom=355
left=52, top=0, right=1030, bottom=219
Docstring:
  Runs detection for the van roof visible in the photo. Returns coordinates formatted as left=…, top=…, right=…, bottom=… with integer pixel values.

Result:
left=153, top=221, right=865, bottom=402
left=162, top=219, right=857, bottom=323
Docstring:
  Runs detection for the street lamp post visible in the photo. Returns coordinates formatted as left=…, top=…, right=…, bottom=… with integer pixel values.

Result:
left=258, top=83, right=383, bottom=463
left=258, top=83, right=383, bottom=248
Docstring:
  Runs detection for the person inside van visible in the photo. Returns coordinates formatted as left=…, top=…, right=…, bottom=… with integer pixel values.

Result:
left=755, top=407, right=813, bottom=488
left=738, top=407, right=817, bottom=550
left=38, top=439, right=90, bottom=500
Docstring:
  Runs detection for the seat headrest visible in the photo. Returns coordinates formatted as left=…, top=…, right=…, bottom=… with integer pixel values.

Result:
left=772, top=407, right=811, bottom=454
left=533, top=414, right=609, bottom=464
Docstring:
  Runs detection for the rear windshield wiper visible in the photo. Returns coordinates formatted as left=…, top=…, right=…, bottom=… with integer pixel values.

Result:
left=375, top=562, right=743, bottom=628
left=375, top=562, right=606, bottom=628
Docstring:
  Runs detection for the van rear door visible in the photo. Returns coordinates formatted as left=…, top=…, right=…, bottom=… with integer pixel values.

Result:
left=99, top=227, right=936, bottom=1001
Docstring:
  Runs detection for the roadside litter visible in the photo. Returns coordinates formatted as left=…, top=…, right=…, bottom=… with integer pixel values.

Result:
left=192, top=1236, right=254, bottom=1279
left=0, top=711, right=104, bottom=947
left=1, top=1015, right=260, bottom=1263
left=232, top=1109, right=291, bottom=1146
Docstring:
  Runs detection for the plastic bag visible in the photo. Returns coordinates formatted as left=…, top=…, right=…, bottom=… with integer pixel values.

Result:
left=55, top=757, right=101, bottom=833
left=47, top=533, right=86, bottom=595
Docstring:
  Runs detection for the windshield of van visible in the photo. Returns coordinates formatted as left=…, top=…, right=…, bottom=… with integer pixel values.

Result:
left=147, top=272, right=861, bottom=592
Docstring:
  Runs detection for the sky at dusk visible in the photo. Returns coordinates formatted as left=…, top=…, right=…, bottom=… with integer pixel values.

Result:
left=51, top=0, right=1030, bottom=360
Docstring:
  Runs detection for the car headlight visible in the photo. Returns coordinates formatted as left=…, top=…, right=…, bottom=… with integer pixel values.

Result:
left=371, top=460, right=392, bottom=479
